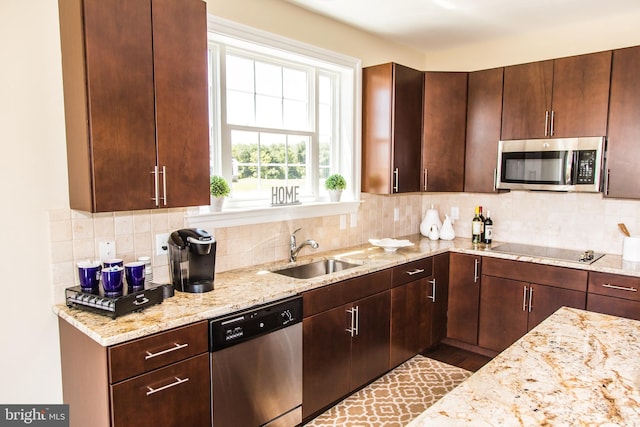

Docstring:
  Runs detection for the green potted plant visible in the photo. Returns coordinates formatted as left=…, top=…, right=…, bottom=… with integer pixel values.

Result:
left=210, top=175, right=231, bottom=211
left=325, top=173, right=346, bottom=202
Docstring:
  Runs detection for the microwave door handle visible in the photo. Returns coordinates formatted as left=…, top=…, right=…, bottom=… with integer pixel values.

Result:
left=567, top=151, right=576, bottom=185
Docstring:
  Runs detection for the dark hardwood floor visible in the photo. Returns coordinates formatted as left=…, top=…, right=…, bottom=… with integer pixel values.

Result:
left=422, top=343, right=492, bottom=372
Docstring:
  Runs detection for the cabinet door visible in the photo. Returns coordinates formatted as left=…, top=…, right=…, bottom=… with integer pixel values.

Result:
left=429, top=253, right=450, bottom=347
left=447, top=253, right=481, bottom=345
left=390, top=281, right=425, bottom=368
left=606, top=46, right=640, bottom=199
left=62, top=0, right=158, bottom=212
left=587, top=294, right=640, bottom=321
left=422, top=72, right=467, bottom=192
left=111, top=353, right=210, bottom=427
left=550, top=51, right=611, bottom=138
left=302, top=305, right=352, bottom=419
left=527, top=284, right=586, bottom=330
left=465, top=67, right=504, bottom=193
left=362, top=63, right=422, bottom=194
left=152, top=0, right=210, bottom=208
left=351, top=291, right=391, bottom=390
left=478, top=276, right=528, bottom=353
left=501, top=60, right=553, bottom=140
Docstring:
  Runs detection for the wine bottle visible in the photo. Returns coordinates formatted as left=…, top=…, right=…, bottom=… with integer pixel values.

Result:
left=478, top=206, right=486, bottom=243
left=471, top=206, right=482, bottom=244
left=484, top=210, right=493, bottom=245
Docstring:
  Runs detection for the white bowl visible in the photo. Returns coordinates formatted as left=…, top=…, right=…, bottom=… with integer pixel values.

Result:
left=369, top=238, right=414, bottom=253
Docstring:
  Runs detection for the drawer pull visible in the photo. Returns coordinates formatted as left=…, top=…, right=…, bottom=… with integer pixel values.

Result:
left=133, top=297, right=150, bottom=306
left=602, top=283, right=638, bottom=292
left=146, top=376, right=189, bottom=396
left=145, top=343, right=189, bottom=360
left=406, top=268, right=425, bottom=276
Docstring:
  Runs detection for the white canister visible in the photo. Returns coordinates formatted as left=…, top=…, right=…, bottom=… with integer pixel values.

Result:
left=622, top=236, right=640, bottom=262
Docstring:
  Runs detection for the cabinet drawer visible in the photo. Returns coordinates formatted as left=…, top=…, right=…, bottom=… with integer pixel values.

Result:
left=482, top=257, right=587, bottom=292
left=111, top=353, right=211, bottom=427
left=588, top=272, right=640, bottom=302
left=587, top=293, right=640, bottom=321
left=109, top=321, right=208, bottom=383
left=391, top=257, right=433, bottom=287
left=303, top=269, right=391, bottom=317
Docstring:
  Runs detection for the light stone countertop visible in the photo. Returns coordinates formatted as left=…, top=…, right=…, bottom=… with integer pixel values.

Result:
left=407, top=306, right=640, bottom=426
left=53, top=235, right=640, bottom=347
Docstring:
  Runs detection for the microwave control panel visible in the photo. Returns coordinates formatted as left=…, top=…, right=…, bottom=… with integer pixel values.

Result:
left=575, top=150, right=597, bottom=184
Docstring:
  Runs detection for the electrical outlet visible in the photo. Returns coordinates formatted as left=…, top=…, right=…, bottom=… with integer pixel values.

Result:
left=156, top=233, right=170, bottom=256
left=451, top=206, right=459, bottom=220
left=394, top=207, right=400, bottom=221
left=99, top=241, right=116, bottom=261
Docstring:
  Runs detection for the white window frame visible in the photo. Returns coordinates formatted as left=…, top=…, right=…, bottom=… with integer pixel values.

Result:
left=187, top=15, right=361, bottom=227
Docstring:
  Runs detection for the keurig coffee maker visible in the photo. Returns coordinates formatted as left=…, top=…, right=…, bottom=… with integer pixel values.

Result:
left=168, top=228, right=216, bottom=293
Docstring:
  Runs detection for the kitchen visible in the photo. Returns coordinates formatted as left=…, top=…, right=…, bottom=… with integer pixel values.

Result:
left=4, top=0, right=640, bottom=422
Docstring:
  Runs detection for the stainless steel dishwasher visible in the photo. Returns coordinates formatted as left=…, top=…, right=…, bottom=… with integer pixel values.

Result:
left=209, top=296, right=303, bottom=427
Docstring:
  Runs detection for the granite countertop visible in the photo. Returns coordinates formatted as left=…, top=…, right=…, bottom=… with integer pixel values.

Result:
left=53, top=235, right=640, bottom=347
left=407, top=306, right=640, bottom=426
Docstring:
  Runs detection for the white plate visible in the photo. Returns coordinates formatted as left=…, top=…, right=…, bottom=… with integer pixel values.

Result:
left=369, top=238, right=414, bottom=253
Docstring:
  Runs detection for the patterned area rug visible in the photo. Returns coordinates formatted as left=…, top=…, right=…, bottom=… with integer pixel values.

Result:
left=304, top=355, right=472, bottom=427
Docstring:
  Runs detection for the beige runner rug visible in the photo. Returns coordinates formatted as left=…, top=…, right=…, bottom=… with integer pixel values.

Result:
left=304, top=355, right=471, bottom=427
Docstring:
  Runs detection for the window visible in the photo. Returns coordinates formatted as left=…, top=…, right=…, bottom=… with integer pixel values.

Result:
left=200, top=16, right=360, bottom=220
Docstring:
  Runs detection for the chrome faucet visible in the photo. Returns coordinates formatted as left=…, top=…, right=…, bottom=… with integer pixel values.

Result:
left=290, top=228, right=319, bottom=262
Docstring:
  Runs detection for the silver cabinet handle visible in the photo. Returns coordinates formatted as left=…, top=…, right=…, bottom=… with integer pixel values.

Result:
left=602, top=283, right=638, bottom=292
left=354, top=305, right=359, bottom=336
left=605, top=169, right=611, bottom=196
left=146, top=376, right=189, bottom=396
left=145, top=343, right=189, bottom=360
left=528, top=286, right=533, bottom=312
left=151, top=166, right=160, bottom=206
left=423, top=169, right=428, bottom=191
left=160, top=165, right=167, bottom=206
left=427, top=278, right=436, bottom=302
left=544, top=110, right=549, bottom=136
left=393, top=167, right=399, bottom=193
left=473, top=259, right=480, bottom=283
left=522, top=286, right=528, bottom=311
left=346, top=307, right=356, bottom=337
left=550, top=110, right=555, bottom=136
left=406, top=268, right=425, bottom=276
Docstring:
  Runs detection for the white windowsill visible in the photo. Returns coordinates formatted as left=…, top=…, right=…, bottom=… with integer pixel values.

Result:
left=186, top=200, right=362, bottom=228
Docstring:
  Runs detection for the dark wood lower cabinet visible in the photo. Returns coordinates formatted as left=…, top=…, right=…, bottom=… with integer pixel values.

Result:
left=587, top=271, right=640, bottom=320
left=587, top=294, right=640, bottom=321
left=447, top=253, right=481, bottom=345
left=302, top=276, right=391, bottom=420
left=111, top=354, right=210, bottom=427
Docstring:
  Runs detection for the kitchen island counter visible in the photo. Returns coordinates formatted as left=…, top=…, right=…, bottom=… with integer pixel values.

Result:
left=408, top=306, right=640, bottom=426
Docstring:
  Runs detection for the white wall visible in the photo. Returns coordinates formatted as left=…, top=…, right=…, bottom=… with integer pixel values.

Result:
left=4, top=0, right=640, bottom=404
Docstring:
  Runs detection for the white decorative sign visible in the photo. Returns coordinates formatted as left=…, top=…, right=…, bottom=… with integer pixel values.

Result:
left=271, top=186, right=301, bottom=206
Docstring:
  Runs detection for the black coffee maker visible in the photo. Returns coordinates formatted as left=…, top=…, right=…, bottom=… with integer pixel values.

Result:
left=168, top=228, right=216, bottom=293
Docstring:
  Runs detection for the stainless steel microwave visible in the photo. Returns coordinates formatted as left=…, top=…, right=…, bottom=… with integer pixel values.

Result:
left=496, top=137, right=605, bottom=192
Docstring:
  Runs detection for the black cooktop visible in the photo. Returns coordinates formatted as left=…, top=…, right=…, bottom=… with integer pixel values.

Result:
left=489, top=243, right=604, bottom=264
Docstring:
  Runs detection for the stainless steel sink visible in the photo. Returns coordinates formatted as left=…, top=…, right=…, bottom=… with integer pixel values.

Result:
left=273, top=259, right=360, bottom=279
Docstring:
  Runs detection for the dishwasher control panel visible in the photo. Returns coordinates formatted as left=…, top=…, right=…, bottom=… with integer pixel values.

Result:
left=209, top=296, right=302, bottom=351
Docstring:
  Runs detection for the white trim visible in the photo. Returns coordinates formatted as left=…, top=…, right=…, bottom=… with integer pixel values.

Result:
left=186, top=201, right=361, bottom=228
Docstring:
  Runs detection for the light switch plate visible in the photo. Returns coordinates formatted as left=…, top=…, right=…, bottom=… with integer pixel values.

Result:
left=451, top=206, right=459, bottom=220
left=99, top=241, right=116, bottom=261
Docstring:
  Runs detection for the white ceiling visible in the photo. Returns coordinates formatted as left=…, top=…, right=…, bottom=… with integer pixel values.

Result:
left=284, top=0, right=640, bottom=52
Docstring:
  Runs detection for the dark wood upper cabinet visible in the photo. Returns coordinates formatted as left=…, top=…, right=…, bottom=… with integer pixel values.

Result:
left=362, top=63, right=423, bottom=194
left=464, top=67, right=504, bottom=193
left=606, top=46, right=640, bottom=199
left=422, top=72, right=467, bottom=192
left=501, top=51, right=611, bottom=140
left=58, top=0, right=210, bottom=212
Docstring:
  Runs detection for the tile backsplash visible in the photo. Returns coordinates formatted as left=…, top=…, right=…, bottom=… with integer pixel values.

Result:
left=48, top=191, right=640, bottom=303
